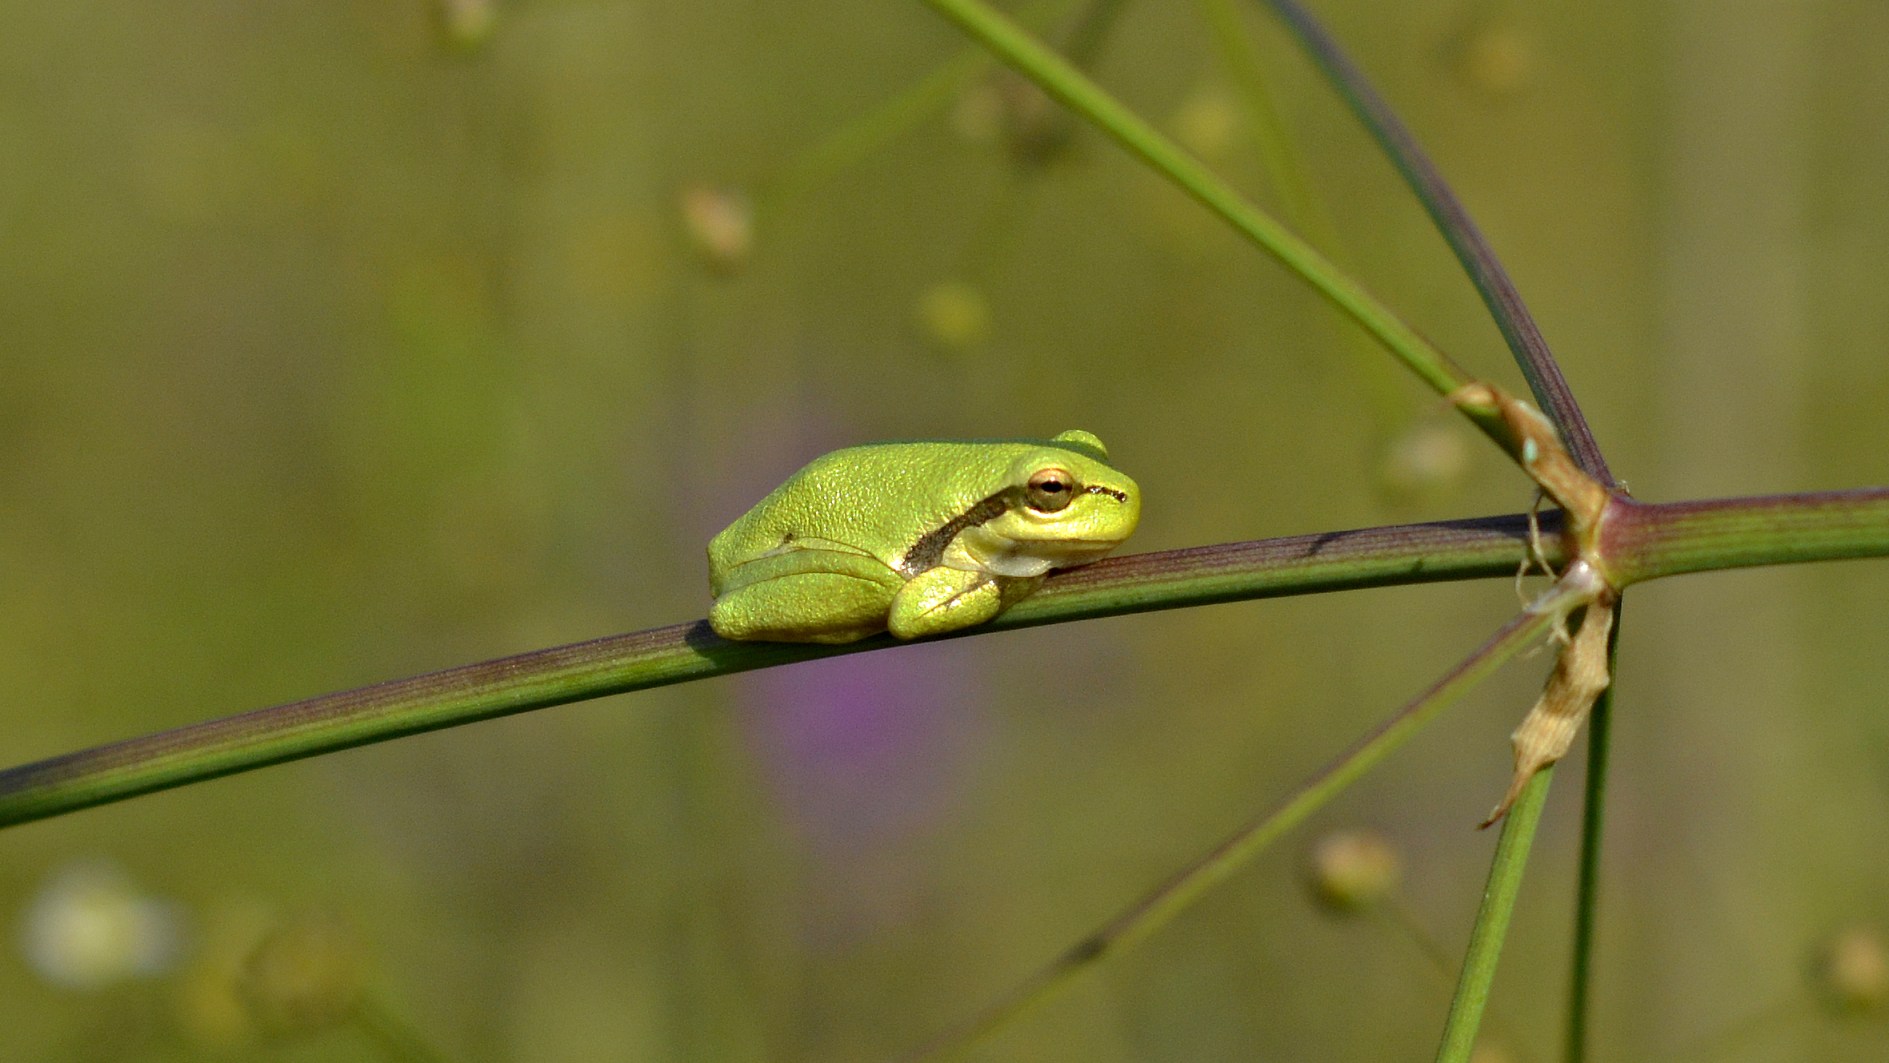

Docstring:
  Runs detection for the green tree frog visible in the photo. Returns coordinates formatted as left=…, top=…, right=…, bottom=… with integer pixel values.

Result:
left=707, top=429, right=1141, bottom=643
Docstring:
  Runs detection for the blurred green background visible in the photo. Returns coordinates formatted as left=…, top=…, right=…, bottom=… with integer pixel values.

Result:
left=4, top=1, right=1889, bottom=1059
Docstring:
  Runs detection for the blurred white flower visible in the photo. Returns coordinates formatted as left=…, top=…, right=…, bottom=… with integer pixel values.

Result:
left=18, top=861, right=183, bottom=989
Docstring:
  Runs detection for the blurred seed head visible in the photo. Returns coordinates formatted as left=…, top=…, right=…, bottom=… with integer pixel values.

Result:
left=1377, top=418, right=1473, bottom=503
left=1307, top=829, right=1402, bottom=913
left=953, top=73, right=1073, bottom=167
left=1812, top=925, right=1888, bottom=1016
left=679, top=185, right=754, bottom=274
left=1170, top=86, right=1240, bottom=162
left=997, top=73, right=1074, bottom=166
left=176, top=905, right=368, bottom=1047
left=1448, top=20, right=1536, bottom=99
left=176, top=902, right=270, bottom=1048
left=917, top=281, right=992, bottom=351
left=436, top=0, right=499, bottom=50
left=1469, top=1042, right=1518, bottom=1063
left=951, top=81, right=1004, bottom=142
left=18, top=861, right=183, bottom=990
left=240, top=912, right=368, bottom=1036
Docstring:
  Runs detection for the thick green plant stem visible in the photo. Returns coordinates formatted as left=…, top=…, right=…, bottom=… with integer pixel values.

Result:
left=1436, top=765, right=1555, bottom=1063
left=1258, top=0, right=1611, bottom=485
left=0, top=515, right=1552, bottom=830
left=906, top=605, right=1564, bottom=1062
left=918, top=0, right=1473, bottom=399
left=1566, top=616, right=1620, bottom=1063
left=5, top=486, right=1887, bottom=830
left=1601, top=490, right=1889, bottom=584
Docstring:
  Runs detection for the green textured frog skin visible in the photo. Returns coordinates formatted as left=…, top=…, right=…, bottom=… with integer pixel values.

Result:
left=707, top=430, right=1141, bottom=643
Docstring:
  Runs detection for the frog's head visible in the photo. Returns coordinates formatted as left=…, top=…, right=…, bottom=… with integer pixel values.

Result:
left=972, top=429, right=1141, bottom=576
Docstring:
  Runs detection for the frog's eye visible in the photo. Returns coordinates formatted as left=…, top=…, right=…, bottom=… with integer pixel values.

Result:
left=1025, top=467, right=1076, bottom=513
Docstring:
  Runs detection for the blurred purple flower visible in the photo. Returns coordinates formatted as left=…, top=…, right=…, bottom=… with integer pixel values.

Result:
left=739, top=641, right=985, bottom=860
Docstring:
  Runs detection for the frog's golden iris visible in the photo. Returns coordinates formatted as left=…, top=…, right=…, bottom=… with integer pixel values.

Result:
left=707, top=430, right=1141, bottom=643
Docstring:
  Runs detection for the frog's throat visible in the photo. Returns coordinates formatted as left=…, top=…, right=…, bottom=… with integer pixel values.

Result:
left=954, top=522, right=1125, bottom=578
left=947, top=525, right=1055, bottom=578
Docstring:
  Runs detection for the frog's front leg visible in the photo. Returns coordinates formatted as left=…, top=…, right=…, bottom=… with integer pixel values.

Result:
left=709, top=549, right=904, bottom=644
left=888, top=567, right=1037, bottom=639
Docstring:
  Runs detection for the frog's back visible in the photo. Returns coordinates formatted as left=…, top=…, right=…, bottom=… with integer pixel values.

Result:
left=709, top=441, right=1023, bottom=571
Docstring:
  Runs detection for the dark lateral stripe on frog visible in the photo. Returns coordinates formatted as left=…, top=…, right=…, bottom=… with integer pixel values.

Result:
left=896, top=483, right=1132, bottom=576
left=899, top=491, right=1012, bottom=576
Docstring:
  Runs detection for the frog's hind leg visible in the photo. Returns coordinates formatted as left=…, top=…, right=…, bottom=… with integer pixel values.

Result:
left=708, top=549, right=903, bottom=644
